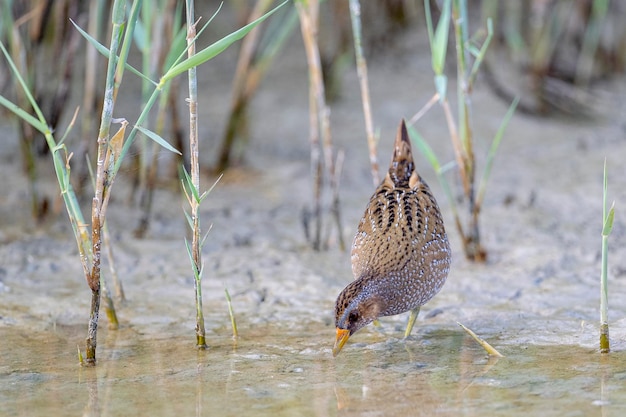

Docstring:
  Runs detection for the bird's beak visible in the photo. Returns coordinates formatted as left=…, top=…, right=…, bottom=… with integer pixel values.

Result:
left=332, top=328, right=351, bottom=357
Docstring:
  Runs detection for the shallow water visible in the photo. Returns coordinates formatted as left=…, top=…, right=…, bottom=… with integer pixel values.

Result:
left=2, top=322, right=626, bottom=417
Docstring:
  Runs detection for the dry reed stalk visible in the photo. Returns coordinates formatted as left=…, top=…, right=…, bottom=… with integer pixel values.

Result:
left=331, top=149, right=346, bottom=251
left=167, top=77, right=185, bottom=177
left=134, top=0, right=179, bottom=238
left=296, top=0, right=344, bottom=250
left=76, top=0, right=106, bottom=197
left=296, top=0, right=322, bottom=250
left=216, top=0, right=273, bottom=173
left=4, top=7, right=41, bottom=220
left=348, top=0, right=379, bottom=186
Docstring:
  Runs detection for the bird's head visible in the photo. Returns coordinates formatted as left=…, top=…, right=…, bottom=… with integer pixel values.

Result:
left=333, top=280, right=385, bottom=356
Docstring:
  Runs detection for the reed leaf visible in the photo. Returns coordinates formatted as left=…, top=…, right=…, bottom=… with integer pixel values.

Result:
left=407, top=124, right=441, bottom=172
left=163, top=0, right=288, bottom=83
left=135, top=125, right=182, bottom=155
left=0, top=42, right=48, bottom=130
left=603, top=202, right=615, bottom=237
left=70, top=19, right=155, bottom=85
left=425, top=0, right=451, bottom=76
left=0, top=94, right=48, bottom=134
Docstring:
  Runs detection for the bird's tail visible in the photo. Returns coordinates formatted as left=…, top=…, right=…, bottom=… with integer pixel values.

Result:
left=388, top=120, right=415, bottom=187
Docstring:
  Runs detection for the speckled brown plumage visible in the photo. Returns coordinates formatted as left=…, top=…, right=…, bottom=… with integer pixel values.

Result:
left=333, top=120, right=451, bottom=356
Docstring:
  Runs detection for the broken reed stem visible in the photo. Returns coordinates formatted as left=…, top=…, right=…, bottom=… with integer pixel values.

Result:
left=458, top=322, right=503, bottom=357
left=348, top=0, right=379, bottom=186
left=296, top=0, right=344, bottom=250
left=185, top=0, right=207, bottom=349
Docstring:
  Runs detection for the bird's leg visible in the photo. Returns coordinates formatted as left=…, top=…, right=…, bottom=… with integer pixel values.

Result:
left=403, top=307, right=420, bottom=339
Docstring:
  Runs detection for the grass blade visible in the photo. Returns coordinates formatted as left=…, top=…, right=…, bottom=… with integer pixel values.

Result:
left=184, top=237, right=200, bottom=279
left=70, top=19, right=157, bottom=86
left=0, top=94, right=48, bottom=134
left=183, top=209, right=194, bottom=230
left=602, top=202, right=615, bottom=237
left=198, top=173, right=223, bottom=203
left=406, top=124, right=441, bottom=171
left=135, top=125, right=182, bottom=155
left=468, top=18, right=493, bottom=87
left=166, top=3, right=222, bottom=73
left=181, top=166, right=201, bottom=204
left=427, top=0, right=451, bottom=75
left=163, top=0, right=289, bottom=82
left=0, top=42, right=48, bottom=128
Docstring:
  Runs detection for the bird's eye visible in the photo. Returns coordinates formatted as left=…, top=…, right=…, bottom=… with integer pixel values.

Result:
left=348, top=310, right=359, bottom=323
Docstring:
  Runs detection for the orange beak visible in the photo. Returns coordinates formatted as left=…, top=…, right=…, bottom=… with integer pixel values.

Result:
left=332, top=328, right=351, bottom=357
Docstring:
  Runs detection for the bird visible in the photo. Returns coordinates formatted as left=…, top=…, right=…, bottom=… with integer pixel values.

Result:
left=332, top=119, right=451, bottom=356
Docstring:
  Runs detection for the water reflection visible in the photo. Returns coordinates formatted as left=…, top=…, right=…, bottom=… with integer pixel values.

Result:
left=1, top=324, right=625, bottom=416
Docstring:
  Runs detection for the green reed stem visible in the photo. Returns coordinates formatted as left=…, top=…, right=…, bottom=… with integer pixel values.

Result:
left=600, top=159, right=614, bottom=353
left=185, top=0, right=207, bottom=350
